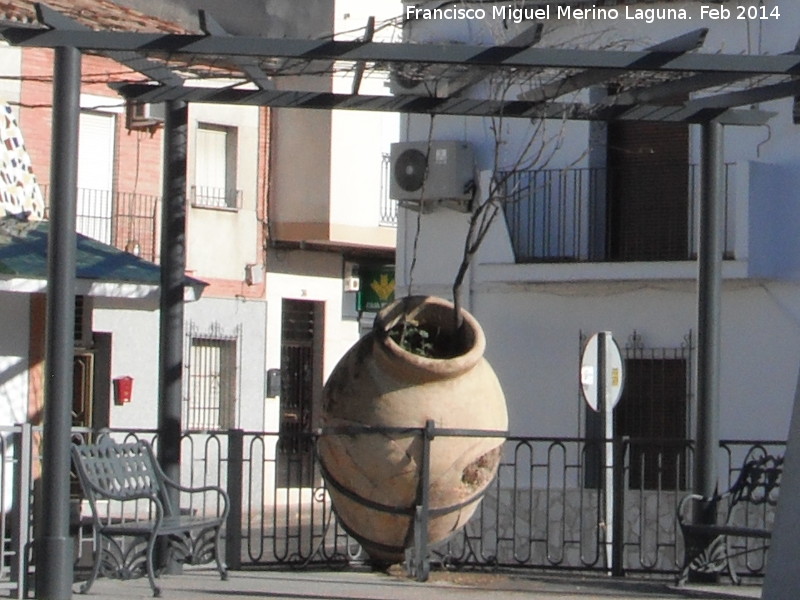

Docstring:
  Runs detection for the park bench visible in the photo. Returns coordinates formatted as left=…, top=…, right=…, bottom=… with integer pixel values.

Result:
left=676, top=452, right=782, bottom=585
left=71, top=436, right=229, bottom=597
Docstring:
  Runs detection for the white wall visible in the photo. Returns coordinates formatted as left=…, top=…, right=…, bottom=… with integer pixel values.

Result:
left=95, top=295, right=269, bottom=431
left=0, top=44, right=21, bottom=110
left=187, top=103, right=262, bottom=281
left=92, top=304, right=161, bottom=429
left=264, top=249, right=361, bottom=431
left=328, top=1, right=400, bottom=247
left=0, top=292, right=30, bottom=427
left=184, top=296, right=268, bottom=430
left=471, top=282, right=800, bottom=440
left=0, top=292, right=28, bottom=514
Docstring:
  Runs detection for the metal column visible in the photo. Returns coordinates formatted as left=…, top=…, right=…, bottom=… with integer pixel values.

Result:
left=158, top=100, right=188, bottom=551
left=38, top=45, right=81, bottom=600
left=695, top=121, right=724, bottom=509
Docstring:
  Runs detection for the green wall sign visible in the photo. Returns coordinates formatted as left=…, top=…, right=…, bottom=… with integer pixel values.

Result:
left=356, top=266, right=395, bottom=312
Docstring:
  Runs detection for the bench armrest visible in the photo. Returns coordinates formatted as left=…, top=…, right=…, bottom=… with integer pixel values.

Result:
left=677, top=492, right=722, bottom=527
left=159, top=475, right=230, bottom=519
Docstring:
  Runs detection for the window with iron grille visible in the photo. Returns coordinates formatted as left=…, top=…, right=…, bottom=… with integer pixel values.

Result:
left=77, top=110, right=115, bottom=244
left=184, top=324, right=240, bottom=430
left=584, top=331, right=692, bottom=491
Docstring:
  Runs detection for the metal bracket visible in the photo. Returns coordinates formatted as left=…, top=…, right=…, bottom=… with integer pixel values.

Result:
left=407, top=419, right=435, bottom=582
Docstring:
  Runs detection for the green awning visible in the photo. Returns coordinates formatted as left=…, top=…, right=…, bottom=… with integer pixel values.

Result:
left=0, top=220, right=206, bottom=301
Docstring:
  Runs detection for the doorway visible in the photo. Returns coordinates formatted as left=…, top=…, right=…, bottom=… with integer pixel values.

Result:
left=277, top=299, right=323, bottom=488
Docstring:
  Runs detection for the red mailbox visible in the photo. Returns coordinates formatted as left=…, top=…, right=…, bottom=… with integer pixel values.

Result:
left=113, top=376, right=134, bottom=405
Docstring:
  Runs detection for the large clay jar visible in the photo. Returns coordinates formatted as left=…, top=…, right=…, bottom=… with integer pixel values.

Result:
left=318, top=295, right=508, bottom=563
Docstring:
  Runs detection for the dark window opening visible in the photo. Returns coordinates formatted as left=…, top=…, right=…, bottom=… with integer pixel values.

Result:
left=606, top=120, right=690, bottom=261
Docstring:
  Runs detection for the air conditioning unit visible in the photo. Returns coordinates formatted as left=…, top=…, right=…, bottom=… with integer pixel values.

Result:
left=343, top=262, right=360, bottom=292
left=125, top=100, right=165, bottom=130
left=343, top=277, right=361, bottom=293
left=389, top=140, right=475, bottom=212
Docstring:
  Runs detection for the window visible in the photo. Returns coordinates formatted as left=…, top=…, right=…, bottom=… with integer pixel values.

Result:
left=184, top=324, right=240, bottom=430
left=77, top=111, right=115, bottom=243
left=584, top=332, right=692, bottom=491
left=192, top=123, right=241, bottom=209
left=502, top=116, right=701, bottom=264
left=616, top=355, right=690, bottom=490
left=606, top=120, right=690, bottom=261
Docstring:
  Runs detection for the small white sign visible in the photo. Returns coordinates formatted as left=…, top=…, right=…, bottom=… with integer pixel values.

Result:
left=580, top=365, right=595, bottom=386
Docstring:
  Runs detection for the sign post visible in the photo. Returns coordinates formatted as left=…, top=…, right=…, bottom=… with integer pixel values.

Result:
left=581, top=332, right=624, bottom=575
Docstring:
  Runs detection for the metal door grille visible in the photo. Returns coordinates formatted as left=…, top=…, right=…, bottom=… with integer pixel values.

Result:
left=278, top=300, right=319, bottom=488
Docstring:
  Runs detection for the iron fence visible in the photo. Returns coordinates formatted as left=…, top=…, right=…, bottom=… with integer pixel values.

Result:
left=501, top=164, right=735, bottom=263
left=41, top=185, right=160, bottom=262
left=0, top=425, right=784, bottom=596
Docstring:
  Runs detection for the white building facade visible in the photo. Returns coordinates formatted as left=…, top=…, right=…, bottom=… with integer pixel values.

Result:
left=393, top=0, right=800, bottom=450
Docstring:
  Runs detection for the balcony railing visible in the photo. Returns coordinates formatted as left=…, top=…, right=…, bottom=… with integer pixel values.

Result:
left=500, top=164, right=735, bottom=263
left=190, top=185, right=242, bottom=210
left=41, top=185, right=160, bottom=262
left=379, top=152, right=398, bottom=227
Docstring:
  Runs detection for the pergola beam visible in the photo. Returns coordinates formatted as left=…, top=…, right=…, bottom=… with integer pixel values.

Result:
left=446, top=23, right=543, bottom=97
left=683, top=78, right=800, bottom=110
left=3, top=23, right=800, bottom=77
left=608, top=72, right=748, bottom=106
left=35, top=4, right=184, bottom=87
left=111, top=81, right=775, bottom=125
left=198, top=10, right=272, bottom=90
left=519, top=28, right=709, bottom=103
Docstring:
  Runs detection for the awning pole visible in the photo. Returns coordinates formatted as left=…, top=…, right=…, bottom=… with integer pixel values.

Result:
left=39, top=45, right=81, bottom=600
left=157, top=100, right=188, bottom=573
left=695, top=120, right=724, bottom=522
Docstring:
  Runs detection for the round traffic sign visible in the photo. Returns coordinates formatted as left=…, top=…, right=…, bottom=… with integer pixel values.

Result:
left=580, top=332, right=625, bottom=412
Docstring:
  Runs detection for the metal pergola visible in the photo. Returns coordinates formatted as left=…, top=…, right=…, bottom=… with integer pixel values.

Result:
left=2, top=4, right=800, bottom=598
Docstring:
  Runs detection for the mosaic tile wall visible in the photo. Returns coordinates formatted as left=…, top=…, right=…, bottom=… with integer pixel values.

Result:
left=0, top=100, right=45, bottom=223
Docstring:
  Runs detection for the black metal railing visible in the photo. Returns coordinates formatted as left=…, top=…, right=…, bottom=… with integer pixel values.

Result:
left=501, top=164, right=735, bottom=263
left=379, top=152, right=398, bottom=227
left=41, top=185, right=160, bottom=262
left=3, top=425, right=782, bottom=594
left=190, top=185, right=243, bottom=210
left=101, top=430, right=786, bottom=576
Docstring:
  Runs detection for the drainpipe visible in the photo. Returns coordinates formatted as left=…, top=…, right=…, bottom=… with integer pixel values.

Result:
left=694, top=121, right=723, bottom=529
left=38, top=45, right=81, bottom=600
